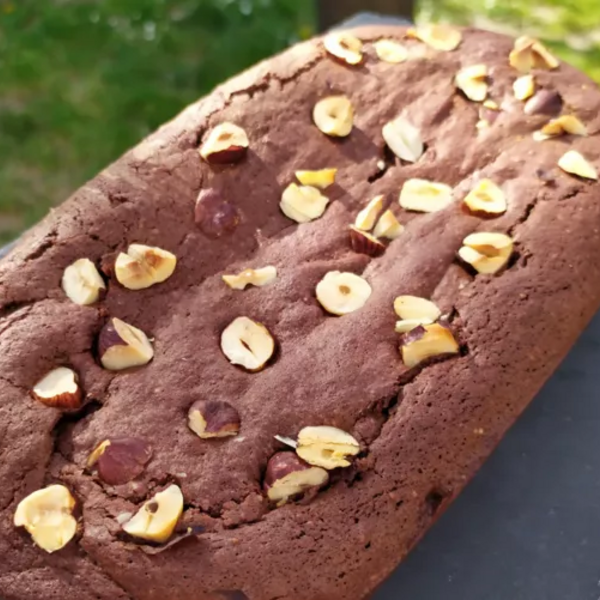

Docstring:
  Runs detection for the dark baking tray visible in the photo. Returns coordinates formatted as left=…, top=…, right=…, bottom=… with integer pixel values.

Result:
left=3, top=13, right=600, bottom=600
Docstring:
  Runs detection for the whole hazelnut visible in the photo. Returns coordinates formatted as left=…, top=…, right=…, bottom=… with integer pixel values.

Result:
left=195, top=188, right=240, bottom=238
left=524, top=89, right=563, bottom=116
left=87, top=437, right=153, bottom=485
left=188, top=400, right=241, bottom=439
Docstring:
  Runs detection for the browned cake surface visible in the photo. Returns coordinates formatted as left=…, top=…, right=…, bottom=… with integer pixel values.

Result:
left=1, top=25, right=600, bottom=600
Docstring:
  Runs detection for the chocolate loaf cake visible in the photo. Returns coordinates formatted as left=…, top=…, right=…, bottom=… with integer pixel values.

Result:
left=1, top=24, right=599, bottom=600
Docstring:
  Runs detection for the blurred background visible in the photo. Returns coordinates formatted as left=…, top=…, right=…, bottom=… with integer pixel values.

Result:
left=0, top=0, right=598, bottom=245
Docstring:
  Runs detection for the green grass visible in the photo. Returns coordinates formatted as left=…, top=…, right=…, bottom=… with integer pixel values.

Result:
left=1, top=0, right=599, bottom=244
left=0, top=0, right=315, bottom=243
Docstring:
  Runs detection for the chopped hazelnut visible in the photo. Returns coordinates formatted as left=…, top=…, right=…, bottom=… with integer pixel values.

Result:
left=14, top=485, right=77, bottom=553
left=295, top=168, right=337, bottom=189
left=400, top=323, right=459, bottom=368
left=374, top=39, right=408, bottom=63
left=373, top=210, right=404, bottom=239
left=222, top=266, right=277, bottom=290
left=455, top=64, right=488, bottom=102
left=313, top=96, right=354, bottom=137
left=354, top=195, right=384, bottom=231
left=98, top=317, right=154, bottom=371
left=199, top=122, right=249, bottom=164
left=315, top=271, right=372, bottom=316
left=264, top=452, right=329, bottom=502
left=382, top=115, right=423, bottom=163
left=399, top=178, right=453, bottom=213
left=323, top=32, right=363, bottom=65
left=463, top=179, right=507, bottom=216
left=31, top=367, right=82, bottom=410
left=407, top=24, right=462, bottom=51
left=509, top=36, right=559, bottom=73
left=122, top=485, right=183, bottom=543
left=395, top=318, right=435, bottom=333
left=221, top=316, right=275, bottom=371
left=394, top=295, right=441, bottom=322
left=458, top=232, right=514, bottom=274
left=533, top=115, right=587, bottom=141
left=513, top=74, right=535, bottom=101
left=115, top=244, right=177, bottom=290
left=558, top=150, right=598, bottom=180
left=188, top=400, right=241, bottom=439
left=280, top=183, right=329, bottom=223
left=349, top=226, right=386, bottom=257
left=62, top=258, right=105, bottom=306
left=87, top=437, right=153, bottom=485
left=195, top=188, right=240, bottom=238
left=524, top=89, right=563, bottom=116
left=296, top=426, right=360, bottom=470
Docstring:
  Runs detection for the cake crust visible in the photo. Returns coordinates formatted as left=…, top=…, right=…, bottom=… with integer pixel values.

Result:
left=1, top=25, right=600, bottom=600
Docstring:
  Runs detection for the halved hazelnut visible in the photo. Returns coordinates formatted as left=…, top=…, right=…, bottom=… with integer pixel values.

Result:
left=221, top=316, right=275, bottom=371
left=373, top=210, right=404, bottom=239
left=31, top=367, right=82, bottom=410
left=296, top=426, right=360, bottom=470
left=355, top=195, right=384, bottom=231
left=199, top=122, right=249, bottom=164
left=313, top=96, right=354, bottom=137
left=349, top=226, right=385, bottom=257
left=98, top=317, right=154, bottom=371
left=399, top=178, right=453, bottom=213
left=115, top=244, right=176, bottom=291
left=558, top=150, right=598, bottom=180
left=315, top=271, right=372, bottom=316
left=14, top=485, right=77, bottom=553
left=62, top=258, right=105, bottom=306
left=455, top=64, right=488, bottom=102
left=280, top=183, right=329, bottom=224
left=407, top=24, right=462, bottom=51
left=463, top=179, right=507, bottom=216
left=264, top=452, right=329, bottom=502
left=509, top=36, right=559, bottom=73
left=188, top=400, right=241, bottom=439
left=295, top=168, right=337, bottom=189
left=87, top=437, right=153, bottom=485
left=195, top=188, right=240, bottom=238
left=382, top=115, right=423, bottom=163
left=513, top=74, right=535, bottom=101
left=394, top=295, right=441, bottom=322
left=374, top=39, right=408, bottom=63
left=458, top=232, right=514, bottom=274
left=533, top=115, right=587, bottom=141
left=400, top=323, right=459, bottom=368
left=222, top=266, right=277, bottom=290
left=524, top=89, right=563, bottom=116
left=122, top=484, right=183, bottom=543
left=323, top=32, right=363, bottom=65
